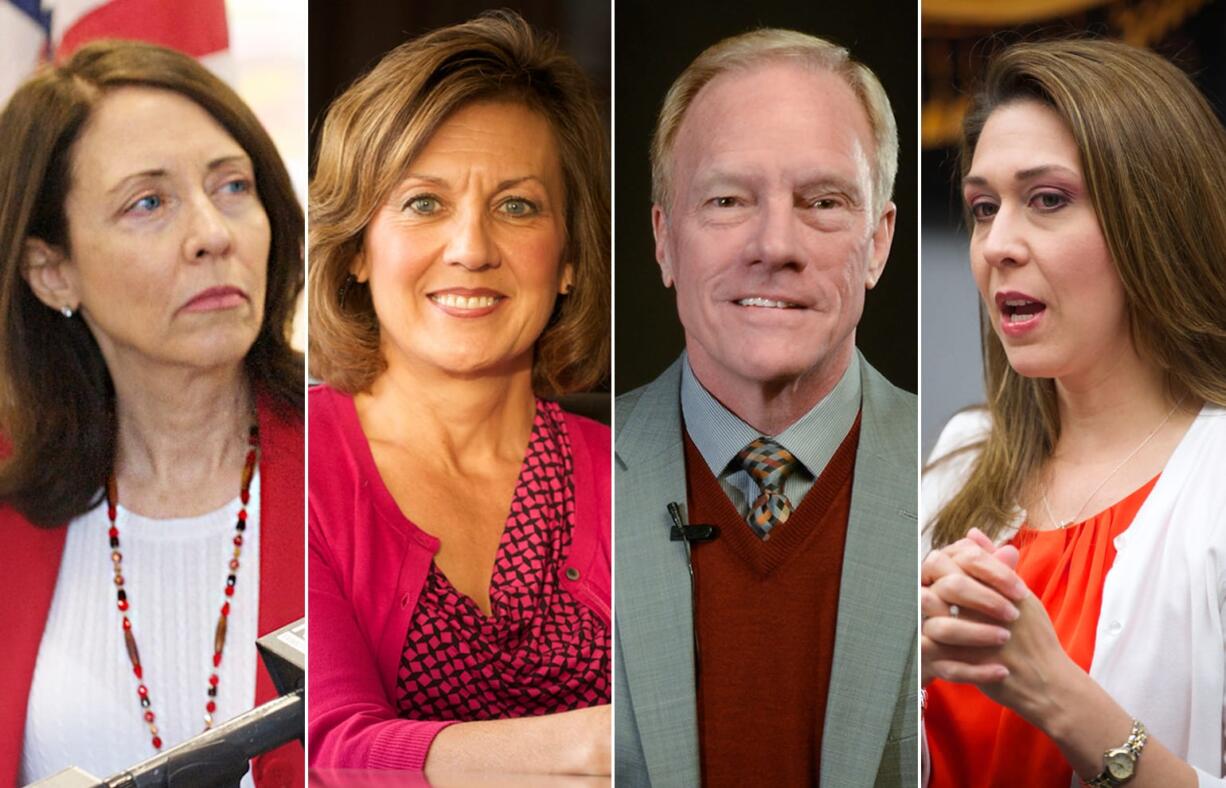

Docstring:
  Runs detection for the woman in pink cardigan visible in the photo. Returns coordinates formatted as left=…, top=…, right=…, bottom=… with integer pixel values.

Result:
left=307, top=11, right=611, bottom=777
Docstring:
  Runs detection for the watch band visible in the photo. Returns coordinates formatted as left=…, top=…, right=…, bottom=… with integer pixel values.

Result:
left=1084, top=719, right=1148, bottom=787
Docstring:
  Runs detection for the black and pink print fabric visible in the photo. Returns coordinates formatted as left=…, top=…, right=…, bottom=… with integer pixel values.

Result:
left=395, top=399, right=610, bottom=720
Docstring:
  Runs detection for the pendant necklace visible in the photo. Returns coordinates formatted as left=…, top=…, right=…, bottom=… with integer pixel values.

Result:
left=1040, top=397, right=1182, bottom=529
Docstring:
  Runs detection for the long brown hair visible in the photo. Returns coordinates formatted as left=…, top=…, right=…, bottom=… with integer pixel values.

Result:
left=0, top=40, right=304, bottom=527
left=929, top=38, right=1226, bottom=547
left=309, top=10, right=610, bottom=396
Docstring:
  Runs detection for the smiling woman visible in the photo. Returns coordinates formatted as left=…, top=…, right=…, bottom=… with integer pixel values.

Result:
left=307, top=9, right=612, bottom=779
left=0, top=41, right=304, bottom=786
left=356, top=100, right=573, bottom=384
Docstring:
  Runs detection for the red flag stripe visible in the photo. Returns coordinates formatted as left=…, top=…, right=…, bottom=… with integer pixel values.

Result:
left=58, top=0, right=228, bottom=60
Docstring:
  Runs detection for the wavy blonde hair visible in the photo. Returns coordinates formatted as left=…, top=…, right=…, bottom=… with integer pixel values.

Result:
left=309, top=10, right=609, bottom=396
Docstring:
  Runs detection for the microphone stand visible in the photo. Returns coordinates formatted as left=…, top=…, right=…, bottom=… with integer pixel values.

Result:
left=104, top=689, right=303, bottom=788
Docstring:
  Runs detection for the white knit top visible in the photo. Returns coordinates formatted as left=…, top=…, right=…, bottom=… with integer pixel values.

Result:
left=20, top=475, right=260, bottom=787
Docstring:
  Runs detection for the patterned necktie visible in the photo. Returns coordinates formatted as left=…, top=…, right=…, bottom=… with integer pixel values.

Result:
left=736, top=437, right=799, bottom=539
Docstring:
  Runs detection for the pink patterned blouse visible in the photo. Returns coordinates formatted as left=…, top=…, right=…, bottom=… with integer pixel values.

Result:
left=394, top=399, right=611, bottom=720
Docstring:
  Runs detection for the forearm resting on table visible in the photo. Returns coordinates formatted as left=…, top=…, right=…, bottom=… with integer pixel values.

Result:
left=424, top=705, right=610, bottom=777
left=1034, top=662, right=1198, bottom=787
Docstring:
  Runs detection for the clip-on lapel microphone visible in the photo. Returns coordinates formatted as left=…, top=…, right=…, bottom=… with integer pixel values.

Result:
left=667, top=501, right=719, bottom=542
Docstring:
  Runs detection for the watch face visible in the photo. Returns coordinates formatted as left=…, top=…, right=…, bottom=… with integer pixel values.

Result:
left=1106, top=750, right=1135, bottom=780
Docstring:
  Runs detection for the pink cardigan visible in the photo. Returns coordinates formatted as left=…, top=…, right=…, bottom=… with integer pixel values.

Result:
left=307, top=385, right=611, bottom=770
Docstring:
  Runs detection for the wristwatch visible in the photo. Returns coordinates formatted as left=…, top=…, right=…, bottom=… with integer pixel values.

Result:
left=1084, top=719, right=1148, bottom=786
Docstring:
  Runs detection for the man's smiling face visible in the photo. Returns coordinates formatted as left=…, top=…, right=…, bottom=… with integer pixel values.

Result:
left=653, top=60, right=894, bottom=394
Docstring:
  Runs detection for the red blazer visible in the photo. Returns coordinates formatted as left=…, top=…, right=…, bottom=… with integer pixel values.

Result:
left=1, top=396, right=305, bottom=786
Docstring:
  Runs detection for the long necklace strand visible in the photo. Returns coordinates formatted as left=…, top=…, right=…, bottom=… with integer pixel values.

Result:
left=1041, top=396, right=1183, bottom=529
left=107, top=424, right=258, bottom=751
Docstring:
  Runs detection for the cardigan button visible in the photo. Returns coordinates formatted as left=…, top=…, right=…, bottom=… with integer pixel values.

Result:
left=1107, top=620, right=1123, bottom=636
left=564, top=567, right=580, bottom=581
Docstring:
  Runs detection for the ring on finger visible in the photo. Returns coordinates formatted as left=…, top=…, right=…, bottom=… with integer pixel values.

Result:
left=949, top=604, right=960, bottom=619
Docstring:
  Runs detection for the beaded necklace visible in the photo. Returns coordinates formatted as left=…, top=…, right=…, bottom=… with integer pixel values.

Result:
left=106, top=424, right=258, bottom=751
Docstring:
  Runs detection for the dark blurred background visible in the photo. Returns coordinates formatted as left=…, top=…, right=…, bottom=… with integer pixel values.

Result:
left=613, top=0, right=920, bottom=395
left=920, top=0, right=1226, bottom=456
left=308, top=1, right=610, bottom=160
left=307, top=1, right=612, bottom=397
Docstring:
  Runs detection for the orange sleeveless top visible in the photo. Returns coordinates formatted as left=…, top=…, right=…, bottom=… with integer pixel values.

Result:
left=926, top=475, right=1160, bottom=788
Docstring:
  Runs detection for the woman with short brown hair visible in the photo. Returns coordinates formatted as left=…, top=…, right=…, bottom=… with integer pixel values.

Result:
left=308, top=10, right=611, bottom=776
left=309, top=11, right=609, bottom=397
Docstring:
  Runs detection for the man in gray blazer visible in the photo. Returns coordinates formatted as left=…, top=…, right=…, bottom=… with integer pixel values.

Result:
left=615, top=29, right=917, bottom=787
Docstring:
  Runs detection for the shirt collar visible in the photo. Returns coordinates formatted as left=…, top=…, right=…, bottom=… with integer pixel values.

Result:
left=680, top=351, right=862, bottom=479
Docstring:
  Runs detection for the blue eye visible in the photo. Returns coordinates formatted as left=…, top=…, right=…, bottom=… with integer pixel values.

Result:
left=222, top=179, right=251, bottom=195
left=126, top=194, right=162, bottom=214
left=406, top=196, right=440, bottom=214
left=500, top=197, right=537, bottom=217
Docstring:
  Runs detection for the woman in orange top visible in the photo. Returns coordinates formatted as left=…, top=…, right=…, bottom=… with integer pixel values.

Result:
left=920, top=39, right=1226, bottom=788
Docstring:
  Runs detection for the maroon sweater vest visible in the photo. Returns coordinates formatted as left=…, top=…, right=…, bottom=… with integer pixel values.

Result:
left=684, top=413, right=861, bottom=787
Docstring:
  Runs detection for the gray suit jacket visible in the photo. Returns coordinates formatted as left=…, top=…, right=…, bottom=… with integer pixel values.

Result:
left=614, top=354, right=918, bottom=787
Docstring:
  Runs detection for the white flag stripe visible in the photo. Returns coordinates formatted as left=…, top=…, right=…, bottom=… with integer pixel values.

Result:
left=43, top=0, right=109, bottom=44
left=0, top=4, right=45, bottom=105
left=198, top=49, right=236, bottom=86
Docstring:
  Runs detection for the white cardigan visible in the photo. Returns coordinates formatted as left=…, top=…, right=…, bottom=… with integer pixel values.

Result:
left=921, top=405, right=1226, bottom=788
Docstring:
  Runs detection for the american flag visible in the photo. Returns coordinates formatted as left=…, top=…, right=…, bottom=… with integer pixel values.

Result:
left=1, top=0, right=230, bottom=104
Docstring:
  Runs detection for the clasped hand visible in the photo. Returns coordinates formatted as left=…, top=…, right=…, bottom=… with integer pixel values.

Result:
left=920, top=528, right=1076, bottom=726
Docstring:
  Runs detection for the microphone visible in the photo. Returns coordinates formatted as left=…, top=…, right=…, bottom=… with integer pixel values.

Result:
left=28, top=693, right=302, bottom=788
left=29, top=620, right=306, bottom=788
left=104, top=689, right=303, bottom=787
left=666, top=502, right=711, bottom=674
left=667, top=501, right=719, bottom=542
left=255, top=619, right=304, bottom=698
